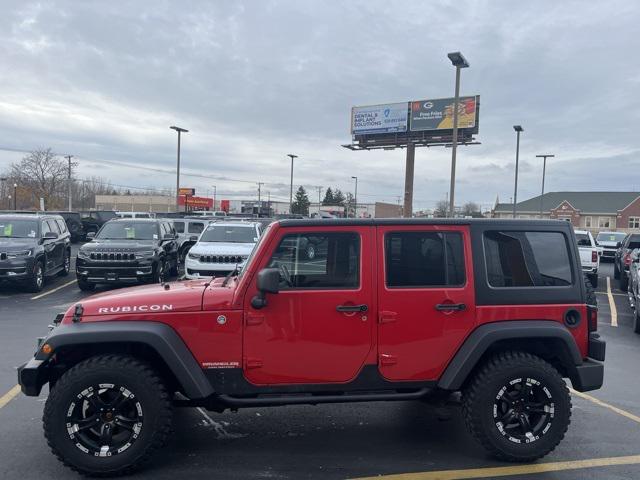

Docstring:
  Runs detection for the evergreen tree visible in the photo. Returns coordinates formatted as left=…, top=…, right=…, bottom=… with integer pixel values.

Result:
left=322, top=187, right=334, bottom=205
left=291, top=186, right=310, bottom=215
left=333, top=188, right=346, bottom=206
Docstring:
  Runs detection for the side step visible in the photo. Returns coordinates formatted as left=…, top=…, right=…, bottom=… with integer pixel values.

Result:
left=216, top=388, right=431, bottom=408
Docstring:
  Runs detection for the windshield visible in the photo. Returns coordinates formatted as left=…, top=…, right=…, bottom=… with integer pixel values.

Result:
left=96, top=222, right=158, bottom=240
left=576, top=233, right=591, bottom=246
left=0, top=219, right=38, bottom=238
left=200, top=225, right=256, bottom=243
left=238, top=224, right=271, bottom=278
left=596, top=232, right=626, bottom=242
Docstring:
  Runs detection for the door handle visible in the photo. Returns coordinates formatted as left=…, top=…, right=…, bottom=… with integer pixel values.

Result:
left=435, top=303, right=466, bottom=312
left=336, top=304, right=368, bottom=313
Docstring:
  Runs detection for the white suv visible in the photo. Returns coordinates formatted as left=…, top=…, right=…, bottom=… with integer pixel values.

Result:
left=184, top=222, right=262, bottom=279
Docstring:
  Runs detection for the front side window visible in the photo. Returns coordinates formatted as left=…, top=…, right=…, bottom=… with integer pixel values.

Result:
left=0, top=219, right=38, bottom=238
left=268, top=232, right=360, bottom=289
left=484, top=231, right=573, bottom=287
left=385, top=231, right=465, bottom=287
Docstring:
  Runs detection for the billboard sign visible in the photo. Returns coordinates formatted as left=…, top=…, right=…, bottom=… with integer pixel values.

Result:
left=410, top=96, right=478, bottom=132
left=178, top=195, right=213, bottom=209
left=351, top=102, right=408, bottom=135
left=178, top=187, right=195, bottom=196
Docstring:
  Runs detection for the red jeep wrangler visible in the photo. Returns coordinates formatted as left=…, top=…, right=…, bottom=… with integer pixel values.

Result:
left=19, top=219, right=605, bottom=476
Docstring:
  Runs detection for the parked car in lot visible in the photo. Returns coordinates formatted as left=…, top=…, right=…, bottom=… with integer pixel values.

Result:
left=626, top=249, right=640, bottom=332
left=171, top=217, right=209, bottom=263
left=185, top=221, right=262, bottom=279
left=46, top=211, right=86, bottom=243
left=596, top=231, right=626, bottom=261
left=19, top=219, right=605, bottom=475
left=575, top=229, right=600, bottom=287
left=79, top=210, right=118, bottom=235
left=116, top=211, right=155, bottom=218
left=615, top=233, right=640, bottom=291
left=0, top=213, right=71, bottom=292
left=75, top=218, right=178, bottom=290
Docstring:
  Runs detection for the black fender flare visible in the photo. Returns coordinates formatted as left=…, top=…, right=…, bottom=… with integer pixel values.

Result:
left=35, top=321, right=214, bottom=399
left=438, top=320, right=582, bottom=390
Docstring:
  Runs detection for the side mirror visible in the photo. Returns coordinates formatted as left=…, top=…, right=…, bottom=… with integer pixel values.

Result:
left=251, top=268, right=280, bottom=309
left=189, top=235, right=198, bottom=241
left=617, top=242, right=622, bottom=248
left=43, top=231, right=58, bottom=240
left=163, top=233, right=175, bottom=240
left=86, top=231, right=96, bottom=239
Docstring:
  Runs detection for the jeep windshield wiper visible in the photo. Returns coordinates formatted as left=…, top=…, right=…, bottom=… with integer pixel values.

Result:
left=221, top=265, right=240, bottom=287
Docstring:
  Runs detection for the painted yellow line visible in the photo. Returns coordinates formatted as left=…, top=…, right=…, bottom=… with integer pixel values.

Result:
left=30, top=279, right=77, bottom=300
left=350, top=455, right=640, bottom=480
left=606, top=276, right=618, bottom=327
left=0, top=385, right=21, bottom=410
left=570, top=388, right=640, bottom=424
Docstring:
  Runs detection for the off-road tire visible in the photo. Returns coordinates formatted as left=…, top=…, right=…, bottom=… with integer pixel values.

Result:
left=584, top=273, right=597, bottom=306
left=43, top=355, right=172, bottom=476
left=620, top=271, right=629, bottom=292
left=462, top=351, right=571, bottom=462
left=77, top=276, right=95, bottom=292
left=614, top=261, right=620, bottom=279
left=58, top=250, right=71, bottom=277
left=169, top=258, right=179, bottom=277
left=26, top=260, right=45, bottom=293
left=152, top=261, right=165, bottom=284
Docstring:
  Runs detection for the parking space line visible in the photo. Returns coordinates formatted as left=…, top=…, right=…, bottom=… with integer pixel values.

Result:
left=351, top=455, right=640, bottom=480
left=606, top=277, right=618, bottom=327
left=0, top=385, right=21, bottom=410
left=570, top=388, right=640, bottom=424
left=30, top=279, right=77, bottom=300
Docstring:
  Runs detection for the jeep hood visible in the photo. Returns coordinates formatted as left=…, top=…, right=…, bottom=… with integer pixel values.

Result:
left=63, top=279, right=237, bottom=322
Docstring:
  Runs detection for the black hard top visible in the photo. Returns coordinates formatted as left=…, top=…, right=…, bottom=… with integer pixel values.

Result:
left=277, top=218, right=572, bottom=228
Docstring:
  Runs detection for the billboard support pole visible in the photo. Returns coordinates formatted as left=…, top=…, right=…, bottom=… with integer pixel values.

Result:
left=403, top=142, right=415, bottom=218
left=449, top=65, right=462, bottom=218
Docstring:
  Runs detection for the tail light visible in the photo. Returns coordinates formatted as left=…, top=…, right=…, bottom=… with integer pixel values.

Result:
left=587, top=304, right=598, bottom=332
left=592, top=250, right=598, bottom=263
left=624, top=252, right=632, bottom=266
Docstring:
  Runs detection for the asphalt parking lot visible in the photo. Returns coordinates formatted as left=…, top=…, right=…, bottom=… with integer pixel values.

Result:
left=2, top=256, right=640, bottom=479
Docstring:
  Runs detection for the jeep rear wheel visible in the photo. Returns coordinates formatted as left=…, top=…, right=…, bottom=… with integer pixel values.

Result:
left=462, top=351, right=571, bottom=462
left=43, top=355, right=172, bottom=476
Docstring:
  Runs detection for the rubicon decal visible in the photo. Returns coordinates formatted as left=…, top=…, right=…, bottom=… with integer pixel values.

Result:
left=97, top=305, right=174, bottom=314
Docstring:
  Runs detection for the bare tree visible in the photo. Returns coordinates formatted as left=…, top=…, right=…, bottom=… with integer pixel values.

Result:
left=10, top=148, right=69, bottom=209
left=462, top=201, right=481, bottom=217
left=433, top=200, right=449, bottom=218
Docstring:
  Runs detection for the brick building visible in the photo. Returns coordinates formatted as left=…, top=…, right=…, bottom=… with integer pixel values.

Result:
left=491, top=191, right=640, bottom=233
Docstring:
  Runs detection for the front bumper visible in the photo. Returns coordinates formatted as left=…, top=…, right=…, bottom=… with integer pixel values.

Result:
left=184, top=259, right=235, bottom=279
left=76, top=258, right=155, bottom=284
left=0, top=257, right=36, bottom=281
left=17, top=358, right=48, bottom=396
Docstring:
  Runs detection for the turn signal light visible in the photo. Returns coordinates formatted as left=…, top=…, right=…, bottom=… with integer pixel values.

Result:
left=41, top=344, right=53, bottom=355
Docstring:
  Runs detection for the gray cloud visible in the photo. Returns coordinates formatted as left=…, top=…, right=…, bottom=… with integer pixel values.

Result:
left=0, top=0, right=638, bottom=210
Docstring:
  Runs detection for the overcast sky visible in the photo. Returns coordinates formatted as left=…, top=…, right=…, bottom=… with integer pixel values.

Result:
left=1, top=0, right=639, bottom=210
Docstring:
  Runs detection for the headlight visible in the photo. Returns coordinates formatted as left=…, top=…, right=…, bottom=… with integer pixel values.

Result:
left=7, top=249, right=32, bottom=258
left=188, top=252, right=201, bottom=260
left=135, top=250, right=155, bottom=259
left=77, top=249, right=90, bottom=259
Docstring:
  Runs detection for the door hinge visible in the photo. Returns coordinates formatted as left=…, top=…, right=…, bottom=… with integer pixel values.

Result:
left=379, top=311, right=397, bottom=324
left=379, top=354, right=397, bottom=366
left=245, top=312, right=264, bottom=326
left=244, top=358, right=263, bottom=369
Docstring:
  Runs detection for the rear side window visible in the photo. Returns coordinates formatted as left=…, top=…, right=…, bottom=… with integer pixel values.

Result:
left=173, top=221, right=185, bottom=233
left=484, top=231, right=573, bottom=287
left=385, top=231, right=465, bottom=287
left=56, top=219, right=68, bottom=233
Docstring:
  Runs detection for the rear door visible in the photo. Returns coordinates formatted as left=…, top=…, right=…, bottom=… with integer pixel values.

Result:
left=376, top=225, right=476, bottom=381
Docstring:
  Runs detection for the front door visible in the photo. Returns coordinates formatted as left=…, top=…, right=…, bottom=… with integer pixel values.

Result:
left=376, top=225, right=476, bottom=381
left=40, top=220, right=60, bottom=272
left=243, top=226, right=373, bottom=385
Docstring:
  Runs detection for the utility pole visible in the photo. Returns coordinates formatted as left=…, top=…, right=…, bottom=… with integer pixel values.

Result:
left=512, top=125, right=524, bottom=218
left=65, top=155, right=74, bottom=211
left=287, top=154, right=298, bottom=213
left=351, top=176, right=358, bottom=218
left=170, top=126, right=188, bottom=212
left=257, top=182, right=264, bottom=203
left=403, top=142, right=415, bottom=218
left=212, top=185, right=216, bottom=211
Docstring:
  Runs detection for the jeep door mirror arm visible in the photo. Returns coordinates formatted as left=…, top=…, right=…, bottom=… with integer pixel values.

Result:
left=251, top=268, right=280, bottom=310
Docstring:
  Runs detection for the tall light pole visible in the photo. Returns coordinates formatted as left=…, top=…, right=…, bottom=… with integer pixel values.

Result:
left=0, top=177, right=6, bottom=209
left=447, top=51, right=470, bottom=218
left=65, top=155, right=74, bottom=211
left=316, top=186, right=322, bottom=216
left=512, top=125, right=524, bottom=218
left=536, top=154, right=555, bottom=218
left=13, top=183, right=17, bottom=210
left=287, top=154, right=298, bottom=213
left=170, top=126, right=188, bottom=212
left=351, top=176, right=358, bottom=218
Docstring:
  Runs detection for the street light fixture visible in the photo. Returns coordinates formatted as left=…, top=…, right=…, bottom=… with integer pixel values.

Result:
left=447, top=51, right=470, bottom=218
left=287, top=154, right=298, bottom=213
left=512, top=125, right=524, bottom=218
left=170, top=125, right=189, bottom=212
left=536, top=154, right=555, bottom=218
left=351, top=176, right=358, bottom=218
left=13, top=183, right=17, bottom=210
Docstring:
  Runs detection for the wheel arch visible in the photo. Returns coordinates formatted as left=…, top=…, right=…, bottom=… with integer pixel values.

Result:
left=35, top=321, right=213, bottom=400
left=438, top=320, right=582, bottom=391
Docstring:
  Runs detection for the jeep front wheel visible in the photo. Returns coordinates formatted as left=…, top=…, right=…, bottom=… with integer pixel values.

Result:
left=43, top=355, right=172, bottom=476
left=462, top=351, right=571, bottom=462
